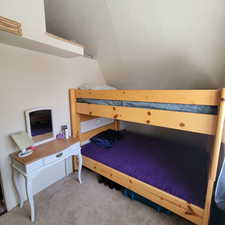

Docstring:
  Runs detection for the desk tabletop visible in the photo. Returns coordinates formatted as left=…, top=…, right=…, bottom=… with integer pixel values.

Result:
left=10, top=137, right=80, bottom=165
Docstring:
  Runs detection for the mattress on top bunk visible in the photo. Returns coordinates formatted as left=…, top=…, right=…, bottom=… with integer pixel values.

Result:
left=77, top=98, right=217, bottom=114
left=81, top=131, right=209, bottom=208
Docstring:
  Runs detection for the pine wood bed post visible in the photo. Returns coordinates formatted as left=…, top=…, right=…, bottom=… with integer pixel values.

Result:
left=69, top=89, right=80, bottom=138
left=69, top=89, right=81, bottom=171
left=114, top=120, right=120, bottom=131
left=202, top=88, right=225, bottom=225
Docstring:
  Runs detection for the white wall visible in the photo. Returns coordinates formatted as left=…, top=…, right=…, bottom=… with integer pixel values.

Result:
left=0, top=0, right=83, bottom=57
left=0, top=43, right=105, bottom=210
left=45, top=0, right=225, bottom=89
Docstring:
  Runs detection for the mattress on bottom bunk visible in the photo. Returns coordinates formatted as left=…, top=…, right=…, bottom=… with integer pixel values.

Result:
left=81, top=131, right=209, bottom=208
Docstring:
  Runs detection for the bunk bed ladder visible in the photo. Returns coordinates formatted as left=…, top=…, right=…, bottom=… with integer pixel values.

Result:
left=203, top=88, right=225, bottom=225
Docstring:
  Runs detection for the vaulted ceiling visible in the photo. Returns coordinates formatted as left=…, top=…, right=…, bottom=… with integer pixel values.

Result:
left=44, top=0, right=225, bottom=89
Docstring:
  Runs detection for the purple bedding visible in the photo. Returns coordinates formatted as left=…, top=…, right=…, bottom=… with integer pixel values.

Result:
left=81, top=131, right=209, bottom=208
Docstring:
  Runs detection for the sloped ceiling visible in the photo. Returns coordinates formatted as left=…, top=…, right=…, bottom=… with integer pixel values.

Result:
left=44, top=0, right=225, bottom=89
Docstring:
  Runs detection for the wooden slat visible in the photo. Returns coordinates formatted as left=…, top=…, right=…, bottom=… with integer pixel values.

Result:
left=0, top=16, right=19, bottom=26
left=0, top=16, right=22, bottom=36
left=80, top=123, right=115, bottom=143
left=77, top=89, right=219, bottom=106
left=77, top=103, right=217, bottom=135
left=83, top=156, right=203, bottom=225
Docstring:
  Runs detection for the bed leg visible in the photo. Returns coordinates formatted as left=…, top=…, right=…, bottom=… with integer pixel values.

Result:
left=114, top=120, right=120, bottom=131
left=202, top=88, right=225, bottom=225
left=202, top=180, right=214, bottom=225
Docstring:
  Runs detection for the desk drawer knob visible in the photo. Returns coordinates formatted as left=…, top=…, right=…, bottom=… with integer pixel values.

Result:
left=56, top=153, right=63, bottom=158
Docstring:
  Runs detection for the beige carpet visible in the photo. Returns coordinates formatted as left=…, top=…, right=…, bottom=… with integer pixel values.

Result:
left=0, top=169, right=192, bottom=225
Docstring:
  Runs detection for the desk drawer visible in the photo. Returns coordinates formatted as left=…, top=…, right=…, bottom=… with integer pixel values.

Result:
left=43, top=144, right=80, bottom=165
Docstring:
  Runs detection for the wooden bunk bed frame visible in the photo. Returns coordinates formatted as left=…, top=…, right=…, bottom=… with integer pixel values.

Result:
left=69, top=88, right=225, bottom=225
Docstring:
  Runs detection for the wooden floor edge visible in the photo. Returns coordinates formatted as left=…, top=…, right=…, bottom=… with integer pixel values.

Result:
left=81, top=155, right=204, bottom=225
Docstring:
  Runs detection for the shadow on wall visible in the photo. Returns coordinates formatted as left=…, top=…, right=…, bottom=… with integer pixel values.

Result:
left=109, top=53, right=221, bottom=90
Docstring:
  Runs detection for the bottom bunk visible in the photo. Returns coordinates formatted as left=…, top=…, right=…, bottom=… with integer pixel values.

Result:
left=81, top=131, right=209, bottom=225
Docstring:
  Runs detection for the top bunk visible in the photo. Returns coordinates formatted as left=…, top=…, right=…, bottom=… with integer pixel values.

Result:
left=70, top=89, right=225, bottom=139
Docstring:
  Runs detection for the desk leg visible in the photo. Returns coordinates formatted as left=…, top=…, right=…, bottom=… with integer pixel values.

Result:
left=65, top=157, right=71, bottom=177
left=12, top=168, right=24, bottom=208
left=25, top=177, right=35, bottom=223
left=77, top=153, right=82, bottom=184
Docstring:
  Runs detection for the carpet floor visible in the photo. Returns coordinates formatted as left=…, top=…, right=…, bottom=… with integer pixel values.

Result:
left=0, top=168, right=192, bottom=225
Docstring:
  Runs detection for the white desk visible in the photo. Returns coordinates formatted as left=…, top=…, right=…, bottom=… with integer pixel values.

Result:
left=10, top=137, right=82, bottom=223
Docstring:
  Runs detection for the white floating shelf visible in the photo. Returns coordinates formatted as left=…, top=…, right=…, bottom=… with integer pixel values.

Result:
left=0, top=0, right=84, bottom=57
left=0, top=30, right=84, bottom=57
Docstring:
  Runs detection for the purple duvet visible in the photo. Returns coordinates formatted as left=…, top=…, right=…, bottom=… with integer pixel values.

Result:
left=81, top=131, right=209, bottom=208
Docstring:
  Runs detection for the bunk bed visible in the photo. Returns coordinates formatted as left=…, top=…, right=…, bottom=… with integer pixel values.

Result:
left=69, top=88, right=225, bottom=225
